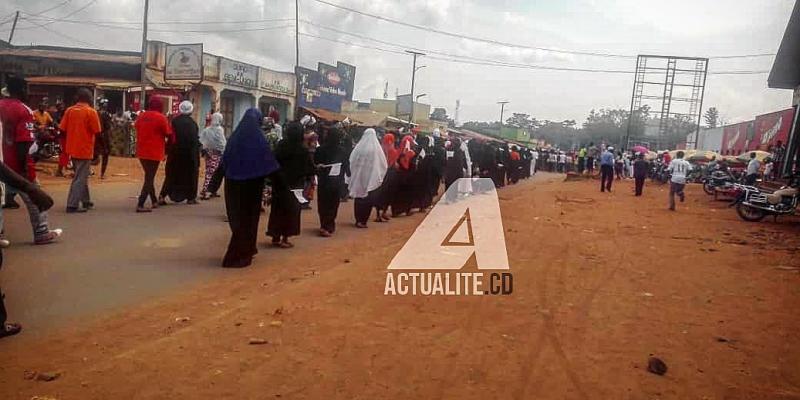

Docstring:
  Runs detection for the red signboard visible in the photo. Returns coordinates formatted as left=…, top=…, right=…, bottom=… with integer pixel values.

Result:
left=721, top=122, right=751, bottom=155
left=750, top=108, right=794, bottom=151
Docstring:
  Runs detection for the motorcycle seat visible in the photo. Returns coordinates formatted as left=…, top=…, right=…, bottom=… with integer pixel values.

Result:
left=765, top=188, right=798, bottom=204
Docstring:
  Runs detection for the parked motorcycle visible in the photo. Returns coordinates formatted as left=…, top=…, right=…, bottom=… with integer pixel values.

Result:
left=731, top=179, right=800, bottom=222
left=650, top=163, right=670, bottom=185
left=32, top=126, right=61, bottom=162
left=702, top=170, right=737, bottom=195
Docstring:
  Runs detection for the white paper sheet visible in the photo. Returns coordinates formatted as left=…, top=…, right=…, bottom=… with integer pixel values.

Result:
left=291, top=189, right=308, bottom=204
left=328, top=163, right=342, bottom=177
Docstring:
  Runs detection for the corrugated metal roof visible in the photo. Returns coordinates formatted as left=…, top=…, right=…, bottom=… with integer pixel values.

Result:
left=26, top=76, right=141, bottom=88
left=0, top=47, right=140, bottom=65
left=769, top=1, right=800, bottom=89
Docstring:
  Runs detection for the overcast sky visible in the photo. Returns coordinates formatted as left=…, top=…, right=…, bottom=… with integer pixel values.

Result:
left=0, top=0, right=795, bottom=125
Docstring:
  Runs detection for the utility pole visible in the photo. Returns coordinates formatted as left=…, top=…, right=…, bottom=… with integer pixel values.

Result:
left=406, top=50, right=424, bottom=128
left=7, top=11, right=20, bottom=44
left=498, top=101, right=510, bottom=135
left=295, top=0, right=300, bottom=68
left=139, top=0, right=149, bottom=112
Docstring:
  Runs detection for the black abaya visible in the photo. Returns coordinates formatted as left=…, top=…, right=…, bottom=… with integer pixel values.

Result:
left=223, top=177, right=265, bottom=268
left=161, top=114, right=200, bottom=202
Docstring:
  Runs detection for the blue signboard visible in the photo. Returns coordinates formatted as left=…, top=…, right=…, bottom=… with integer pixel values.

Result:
left=295, top=62, right=356, bottom=113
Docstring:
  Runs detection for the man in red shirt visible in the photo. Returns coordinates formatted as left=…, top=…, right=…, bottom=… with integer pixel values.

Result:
left=0, top=77, right=61, bottom=244
left=60, top=88, right=101, bottom=213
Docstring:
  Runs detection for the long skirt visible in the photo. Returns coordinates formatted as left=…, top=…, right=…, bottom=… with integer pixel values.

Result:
left=354, top=190, right=380, bottom=225
left=201, top=151, right=222, bottom=194
left=377, top=168, right=397, bottom=212
left=317, top=179, right=341, bottom=233
left=267, top=179, right=302, bottom=239
left=161, top=152, right=199, bottom=202
left=391, top=169, right=414, bottom=216
left=223, top=178, right=265, bottom=268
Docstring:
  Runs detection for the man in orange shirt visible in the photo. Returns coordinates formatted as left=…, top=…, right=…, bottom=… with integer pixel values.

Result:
left=59, top=88, right=101, bottom=213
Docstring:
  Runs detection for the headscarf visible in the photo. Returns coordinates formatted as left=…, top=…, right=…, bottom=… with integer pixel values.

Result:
left=179, top=100, right=193, bottom=115
left=398, top=135, right=416, bottom=171
left=382, top=133, right=399, bottom=167
left=200, top=112, right=226, bottom=152
left=274, top=122, right=314, bottom=188
left=223, top=108, right=280, bottom=180
left=348, top=128, right=387, bottom=198
left=147, top=97, right=163, bottom=112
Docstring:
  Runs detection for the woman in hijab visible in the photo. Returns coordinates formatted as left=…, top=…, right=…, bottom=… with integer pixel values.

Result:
left=349, top=128, right=387, bottom=228
left=159, top=100, right=200, bottom=204
left=222, top=108, right=280, bottom=268
left=391, top=135, right=417, bottom=217
left=134, top=97, right=173, bottom=212
left=314, top=127, right=347, bottom=236
left=415, top=135, right=435, bottom=210
left=444, top=138, right=467, bottom=203
left=377, top=132, right=399, bottom=221
left=267, top=122, right=314, bottom=247
left=199, top=112, right=226, bottom=200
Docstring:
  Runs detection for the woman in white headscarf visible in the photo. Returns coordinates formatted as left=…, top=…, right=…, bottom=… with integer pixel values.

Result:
left=349, top=128, right=387, bottom=228
left=159, top=100, right=200, bottom=204
left=458, top=139, right=473, bottom=195
left=199, top=112, right=226, bottom=200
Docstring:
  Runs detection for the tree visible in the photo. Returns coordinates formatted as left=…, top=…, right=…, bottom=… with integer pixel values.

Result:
left=430, top=107, right=448, bottom=122
left=704, top=107, right=719, bottom=128
left=505, top=113, right=535, bottom=130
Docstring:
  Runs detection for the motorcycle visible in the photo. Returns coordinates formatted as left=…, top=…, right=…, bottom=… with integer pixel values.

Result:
left=702, top=170, right=737, bottom=195
left=650, top=163, right=670, bottom=185
left=32, top=125, right=61, bottom=162
left=730, top=178, right=800, bottom=222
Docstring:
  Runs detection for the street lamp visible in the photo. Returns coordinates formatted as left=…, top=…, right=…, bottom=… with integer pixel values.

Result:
left=416, top=93, right=427, bottom=101
left=415, top=65, right=427, bottom=73
left=406, top=50, right=425, bottom=128
left=498, top=100, right=510, bottom=135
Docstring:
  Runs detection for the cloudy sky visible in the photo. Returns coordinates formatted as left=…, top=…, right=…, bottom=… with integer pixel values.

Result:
left=0, top=0, right=795, bottom=124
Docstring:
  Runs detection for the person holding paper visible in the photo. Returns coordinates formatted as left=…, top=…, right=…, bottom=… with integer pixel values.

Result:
left=314, top=127, right=348, bottom=236
left=267, top=122, right=315, bottom=248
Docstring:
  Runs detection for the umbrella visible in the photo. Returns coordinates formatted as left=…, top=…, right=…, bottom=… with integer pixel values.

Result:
left=736, top=150, right=772, bottom=163
left=632, top=145, right=649, bottom=154
left=687, top=150, right=719, bottom=162
left=667, top=149, right=696, bottom=160
left=721, top=155, right=746, bottom=165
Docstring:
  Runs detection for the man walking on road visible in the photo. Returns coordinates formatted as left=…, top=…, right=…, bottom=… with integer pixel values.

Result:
left=599, top=146, right=615, bottom=192
left=744, top=152, right=760, bottom=186
left=633, top=153, right=649, bottom=196
left=0, top=76, right=62, bottom=244
left=60, top=88, right=102, bottom=213
left=586, top=142, right=598, bottom=175
left=577, top=146, right=586, bottom=174
left=667, top=150, right=692, bottom=211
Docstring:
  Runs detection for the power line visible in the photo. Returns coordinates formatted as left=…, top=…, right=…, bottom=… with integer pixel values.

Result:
left=16, top=0, right=98, bottom=30
left=21, top=14, right=295, bottom=26
left=25, top=0, right=73, bottom=17
left=299, top=30, right=769, bottom=75
left=22, top=17, right=100, bottom=48
left=19, top=15, right=296, bottom=33
left=309, top=0, right=776, bottom=60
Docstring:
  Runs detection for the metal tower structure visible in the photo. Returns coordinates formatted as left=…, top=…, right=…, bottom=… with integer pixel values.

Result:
left=625, top=55, right=709, bottom=150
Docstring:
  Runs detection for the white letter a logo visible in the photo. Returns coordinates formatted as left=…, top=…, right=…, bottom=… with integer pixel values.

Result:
left=388, top=178, right=510, bottom=270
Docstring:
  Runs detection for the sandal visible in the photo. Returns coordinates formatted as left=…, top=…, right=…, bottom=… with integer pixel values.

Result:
left=279, top=241, right=294, bottom=248
left=0, top=322, right=22, bottom=338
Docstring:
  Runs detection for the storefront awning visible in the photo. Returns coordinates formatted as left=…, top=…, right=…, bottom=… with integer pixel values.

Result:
left=300, top=107, right=359, bottom=123
left=26, top=76, right=144, bottom=90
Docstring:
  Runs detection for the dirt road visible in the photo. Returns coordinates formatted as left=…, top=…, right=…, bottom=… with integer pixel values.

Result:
left=1, top=170, right=799, bottom=400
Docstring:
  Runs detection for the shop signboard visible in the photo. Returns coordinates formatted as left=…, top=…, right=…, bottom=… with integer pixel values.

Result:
left=296, top=61, right=357, bottom=112
left=259, top=68, right=295, bottom=96
left=220, top=58, right=258, bottom=89
left=165, top=44, right=203, bottom=81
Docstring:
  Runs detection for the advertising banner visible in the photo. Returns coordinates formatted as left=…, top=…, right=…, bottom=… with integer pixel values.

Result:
left=165, top=44, right=203, bottom=81
left=220, top=58, right=258, bottom=89
left=750, top=108, right=794, bottom=151
left=721, top=121, right=752, bottom=155
left=296, top=61, right=357, bottom=112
